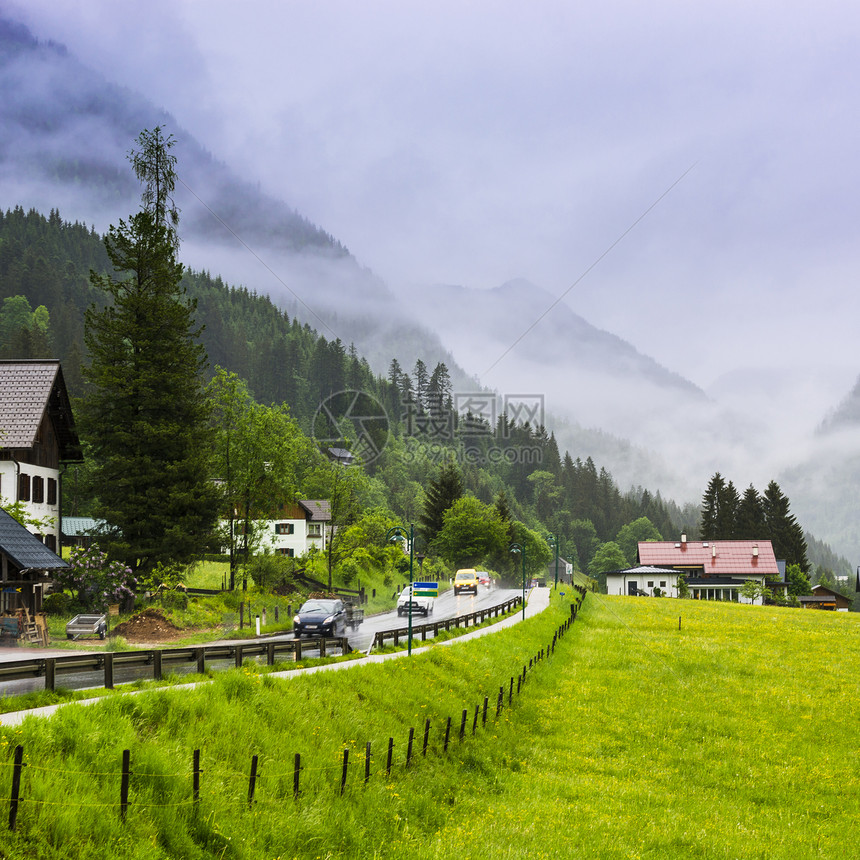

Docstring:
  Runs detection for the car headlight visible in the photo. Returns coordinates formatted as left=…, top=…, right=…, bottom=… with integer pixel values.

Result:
left=293, top=616, right=301, bottom=625
left=323, top=615, right=336, bottom=625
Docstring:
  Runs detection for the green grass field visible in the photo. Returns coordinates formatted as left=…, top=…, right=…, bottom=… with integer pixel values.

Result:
left=2, top=593, right=858, bottom=858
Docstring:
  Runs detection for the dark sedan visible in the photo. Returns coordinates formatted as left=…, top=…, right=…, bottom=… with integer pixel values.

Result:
left=293, top=598, right=348, bottom=638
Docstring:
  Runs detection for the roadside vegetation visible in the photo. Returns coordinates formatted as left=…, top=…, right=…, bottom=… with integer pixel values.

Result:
left=2, top=593, right=859, bottom=858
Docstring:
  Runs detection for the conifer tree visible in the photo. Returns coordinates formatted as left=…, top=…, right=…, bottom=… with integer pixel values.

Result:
left=699, top=472, right=738, bottom=539
left=419, top=460, right=464, bottom=544
left=762, top=480, right=809, bottom=570
left=736, top=484, right=766, bottom=538
left=81, top=127, right=218, bottom=577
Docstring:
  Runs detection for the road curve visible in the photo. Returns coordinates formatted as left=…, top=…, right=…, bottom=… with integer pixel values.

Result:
left=0, top=588, right=551, bottom=726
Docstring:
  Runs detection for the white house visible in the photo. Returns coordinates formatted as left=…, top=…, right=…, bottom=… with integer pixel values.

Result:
left=0, top=360, right=82, bottom=552
left=226, top=500, right=331, bottom=558
left=605, top=538, right=785, bottom=605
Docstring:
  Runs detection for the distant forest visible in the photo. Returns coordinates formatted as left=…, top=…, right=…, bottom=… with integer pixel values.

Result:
left=5, top=205, right=846, bottom=580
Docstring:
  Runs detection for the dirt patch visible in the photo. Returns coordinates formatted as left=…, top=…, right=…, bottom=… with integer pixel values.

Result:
left=112, top=608, right=186, bottom=643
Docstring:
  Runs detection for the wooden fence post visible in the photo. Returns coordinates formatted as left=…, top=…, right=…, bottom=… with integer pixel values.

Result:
left=45, top=658, right=55, bottom=692
left=193, top=749, right=200, bottom=811
left=293, top=753, right=301, bottom=799
left=8, top=744, right=23, bottom=831
left=509, top=677, right=514, bottom=704
left=423, top=718, right=431, bottom=756
left=482, top=696, right=488, bottom=727
left=365, top=742, right=372, bottom=785
left=248, top=755, right=258, bottom=808
left=459, top=709, right=467, bottom=742
left=472, top=704, right=479, bottom=735
left=386, top=738, right=394, bottom=776
left=496, top=687, right=503, bottom=719
left=196, top=647, right=205, bottom=675
left=444, top=717, right=452, bottom=752
left=120, top=749, right=130, bottom=822
left=104, top=653, right=114, bottom=690
left=235, top=645, right=244, bottom=669
left=340, top=749, right=349, bottom=796
left=406, top=728, right=414, bottom=767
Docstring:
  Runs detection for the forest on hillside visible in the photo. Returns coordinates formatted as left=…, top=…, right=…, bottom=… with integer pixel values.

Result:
left=0, top=204, right=848, bottom=587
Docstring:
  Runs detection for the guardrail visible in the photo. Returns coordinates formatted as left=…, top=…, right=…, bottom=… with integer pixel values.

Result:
left=0, top=594, right=528, bottom=694
left=0, top=636, right=351, bottom=693
left=370, top=596, right=522, bottom=650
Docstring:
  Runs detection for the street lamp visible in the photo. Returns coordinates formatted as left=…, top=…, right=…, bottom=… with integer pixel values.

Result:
left=509, top=541, right=526, bottom=620
left=547, top=533, right=561, bottom=589
left=386, top=523, right=415, bottom=656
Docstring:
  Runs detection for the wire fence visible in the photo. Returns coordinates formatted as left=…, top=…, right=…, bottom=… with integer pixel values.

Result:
left=3, top=586, right=586, bottom=831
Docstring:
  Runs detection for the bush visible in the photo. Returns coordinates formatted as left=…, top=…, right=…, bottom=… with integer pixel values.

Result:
left=246, top=552, right=297, bottom=591
left=42, top=591, right=72, bottom=615
left=159, top=591, right=189, bottom=611
left=51, top=545, right=136, bottom=612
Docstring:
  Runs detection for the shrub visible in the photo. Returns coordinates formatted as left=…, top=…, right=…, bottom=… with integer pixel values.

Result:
left=42, top=591, right=72, bottom=615
left=51, top=545, right=136, bottom=612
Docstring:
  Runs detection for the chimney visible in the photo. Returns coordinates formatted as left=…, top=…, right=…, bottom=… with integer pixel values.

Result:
left=681, top=534, right=687, bottom=545
left=752, top=545, right=759, bottom=558
left=711, top=544, right=717, bottom=558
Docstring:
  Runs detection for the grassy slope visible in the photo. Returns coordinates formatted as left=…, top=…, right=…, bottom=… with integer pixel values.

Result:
left=2, top=594, right=859, bottom=858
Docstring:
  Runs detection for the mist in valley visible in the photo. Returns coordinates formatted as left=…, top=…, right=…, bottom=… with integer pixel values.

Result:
left=6, top=1, right=860, bottom=562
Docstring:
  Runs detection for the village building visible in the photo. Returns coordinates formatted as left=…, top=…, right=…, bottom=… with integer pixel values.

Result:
left=605, top=537, right=787, bottom=605
left=0, top=505, right=68, bottom=616
left=0, top=360, right=82, bottom=552
left=225, top=500, right=331, bottom=558
left=798, top=584, right=853, bottom=611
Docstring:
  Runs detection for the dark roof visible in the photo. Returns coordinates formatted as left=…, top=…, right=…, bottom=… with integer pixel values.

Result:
left=0, top=360, right=82, bottom=460
left=298, top=500, right=331, bottom=521
left=0, top=507, right=68, bottom=571
left=607, top=565, right=681, bottom=576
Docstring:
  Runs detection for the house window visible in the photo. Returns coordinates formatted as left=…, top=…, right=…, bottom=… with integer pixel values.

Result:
left=45, top=534, right=56, bottom=552
left=660, top=580, right=667, bottom=588
left=18, top=473, right=30, bottom=501
left=647, top=581, right=654, bottom=588
left=308, top=523, right=322, bottom=537
left=47, top=478, right=57, bottom=505
left=276, top=548, right=295, bottom=557
left=32, top=476, right=44, bottom=504
left=275, top=523, right=295, bottom=535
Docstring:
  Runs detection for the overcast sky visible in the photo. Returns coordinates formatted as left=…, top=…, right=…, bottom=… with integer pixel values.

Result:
left=13, top=0, right=860, bottom=392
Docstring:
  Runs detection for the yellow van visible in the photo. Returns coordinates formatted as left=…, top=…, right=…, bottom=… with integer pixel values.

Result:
left=454, top=568, right=480, bottom=595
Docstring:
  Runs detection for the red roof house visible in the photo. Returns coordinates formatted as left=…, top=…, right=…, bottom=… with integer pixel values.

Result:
left=636, top=538, right=783, bottom=603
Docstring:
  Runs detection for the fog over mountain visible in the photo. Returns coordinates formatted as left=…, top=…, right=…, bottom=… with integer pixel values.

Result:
left=5, top=3, right=860, bottom=562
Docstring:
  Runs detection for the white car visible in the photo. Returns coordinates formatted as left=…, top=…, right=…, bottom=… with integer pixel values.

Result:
left=397, top=585, right=434, bottom=617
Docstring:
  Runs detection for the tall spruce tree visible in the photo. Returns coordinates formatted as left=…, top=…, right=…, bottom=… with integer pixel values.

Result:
left=736, top=484, right=766, bottom=538
left=699, top=472, right=738, bottom=539
left=419, top=460, right=464, bottom=545
left=762, top=480, right=809, bottom=570
left=82, top=127, right=218, bottom=577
